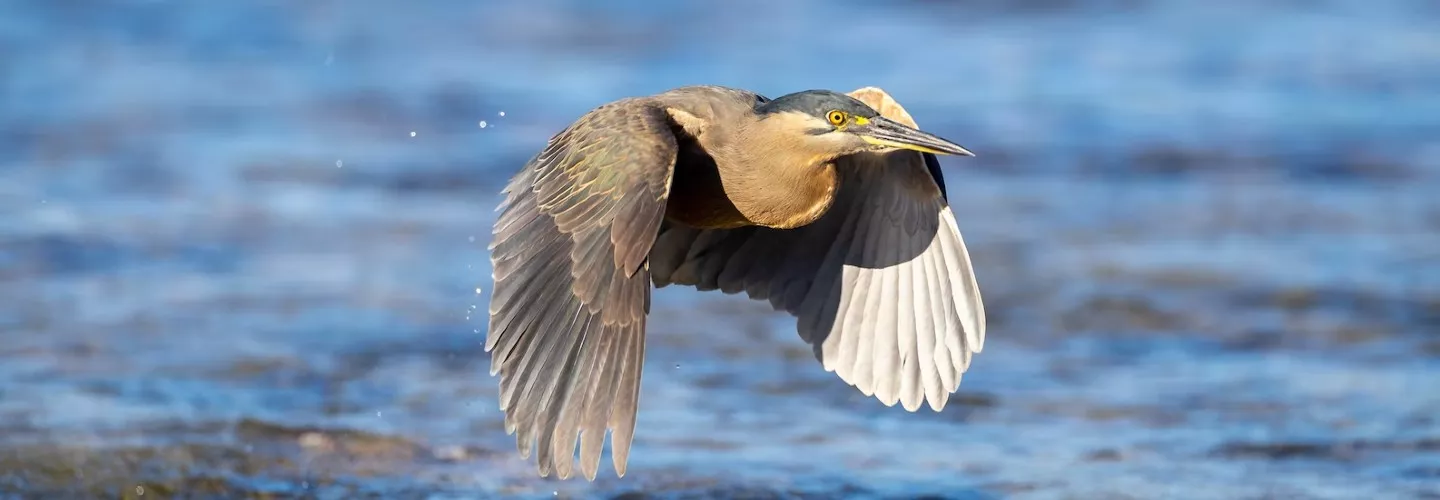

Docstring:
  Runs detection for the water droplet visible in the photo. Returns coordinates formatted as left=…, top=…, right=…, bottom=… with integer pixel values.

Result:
left=478, top=120, right=488, bottom=129
left=136, top=486, right=145, bottom=496
left=475, top=287, right=483, bottom=295
left=335, top=160, right=343, bottom=168
left=498, top=111, right=506, bottom=117
left=409, top=131, right=417, bottom=137
left=468, top=235, right=475, bottom=242
left=674, top=363, right=680, bottom=369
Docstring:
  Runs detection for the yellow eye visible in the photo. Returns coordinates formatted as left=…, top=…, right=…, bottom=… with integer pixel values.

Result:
left=826, top=110, right=847, bottom=126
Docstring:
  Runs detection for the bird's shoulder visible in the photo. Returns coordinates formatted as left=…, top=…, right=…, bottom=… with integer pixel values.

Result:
left=653, top=85, right=769, bottom=107
left=645, top=86, right=769, bottom=134
left=561, top=86, right=765, bottom=143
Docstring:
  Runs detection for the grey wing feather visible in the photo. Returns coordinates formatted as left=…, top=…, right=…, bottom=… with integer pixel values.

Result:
left=487, top=98, right=675, bottom=480
left=650, top=150, right=985, bottom=412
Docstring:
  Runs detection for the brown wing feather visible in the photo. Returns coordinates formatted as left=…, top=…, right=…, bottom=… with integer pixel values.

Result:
left=487, top=97, right=676, bottom=480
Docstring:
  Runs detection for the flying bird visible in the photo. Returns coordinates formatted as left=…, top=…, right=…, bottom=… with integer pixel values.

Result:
left=486, top=86, right=986, bottom=480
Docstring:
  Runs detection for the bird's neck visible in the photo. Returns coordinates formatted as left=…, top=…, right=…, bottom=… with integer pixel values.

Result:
left=712, top=126, right=839, bottom=230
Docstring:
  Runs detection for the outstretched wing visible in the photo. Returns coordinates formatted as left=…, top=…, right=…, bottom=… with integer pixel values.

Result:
left=648, top=91, right=985, bottom=412
left=487, top=98, right=675, bottom=480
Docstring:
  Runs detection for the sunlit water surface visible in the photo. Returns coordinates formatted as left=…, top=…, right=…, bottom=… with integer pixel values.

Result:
left=2, top=1, right=1438, bottom=498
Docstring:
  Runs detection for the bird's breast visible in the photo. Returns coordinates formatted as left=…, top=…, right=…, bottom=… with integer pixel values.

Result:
left=663, top=140, right=839, bottom=231
left=756, top=161, right=838, bottom=229
left=663, top=144, right=754, bottom=230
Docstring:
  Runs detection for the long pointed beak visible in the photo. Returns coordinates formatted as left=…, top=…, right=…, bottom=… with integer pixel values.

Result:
left=856, top=116, right=974, bottom=156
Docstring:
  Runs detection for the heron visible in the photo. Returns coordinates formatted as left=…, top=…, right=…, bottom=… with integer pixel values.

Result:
left=486, top=86, right=986, bottom=480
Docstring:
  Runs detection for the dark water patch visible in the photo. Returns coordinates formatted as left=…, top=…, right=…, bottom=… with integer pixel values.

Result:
left=977, top=481, right=1053, bottom=496
left=1083, top=448, right=1125, bottom=462
left=1403, top=465, right=1440, bottom=480
left=0, top=442, right=468, bottom=499
left=1235, top=286, right=1436, bottom=319
left=323, top=328, right=487, bottom=376
left=353, top=164, right=512, bottom=194
left=240, top=155, right=524, bottom=195
left=0, top=416, right=539, bottom=497
left=305, top=88, right=446, bottom=140
left=1294, top=150, right=1429, bottom=183
left=1068, top=144, right=1434, bottom=182
left=1219, top=329, right=1289, bottom=352
left=0, top=233, right=242, bottom=278
left=603, top=479, right=927, bottom=500
left=1423, top=340, right=1440, bottom=358
left=423, top=82, right=515, bottom=128
left=990, top=270, right=1439, bottom=352
left=1222, top=286, right=1439, bottom=345
left=1057, top=293, right=1190, bottom=332
left=0, top=234, right=127, bottom=277
left=1116, top=146, right=1277, bottom=178
left=1212, top=437, right=1440, bottom=461
left=889, top=0, right=1148, bottom=17
left=0, top=441, right=296, bottom=498
left=1026, top=400, right=1187, bottom=428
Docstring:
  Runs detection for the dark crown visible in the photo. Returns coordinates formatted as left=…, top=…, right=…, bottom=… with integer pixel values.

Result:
left=757, top=90, right=879, bottom=119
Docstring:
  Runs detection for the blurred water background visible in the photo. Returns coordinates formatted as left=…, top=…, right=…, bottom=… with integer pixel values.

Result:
left=2, top=0, right=1439, bottom=498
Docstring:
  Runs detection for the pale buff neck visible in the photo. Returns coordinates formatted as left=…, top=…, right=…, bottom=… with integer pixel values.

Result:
left=704, top=118, right=840, bottom=229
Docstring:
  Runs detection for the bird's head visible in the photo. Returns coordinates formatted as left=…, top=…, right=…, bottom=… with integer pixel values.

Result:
left=756, top=89, right=974, bottom=159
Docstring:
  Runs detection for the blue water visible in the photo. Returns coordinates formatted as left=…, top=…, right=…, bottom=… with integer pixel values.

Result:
left=2, top=1, right=1438, bottom=498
